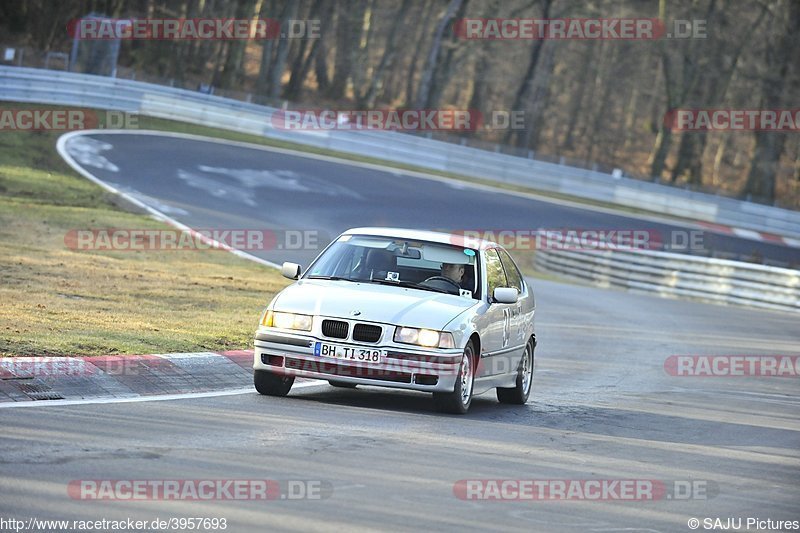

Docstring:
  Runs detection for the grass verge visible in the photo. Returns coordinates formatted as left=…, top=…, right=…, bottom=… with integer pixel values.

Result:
left=0, top=107, right=288, bottom=357
left=0, top=102, right=575, bottom=356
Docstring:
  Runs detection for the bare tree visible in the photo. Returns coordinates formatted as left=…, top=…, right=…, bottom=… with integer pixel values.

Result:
left=414, top=0, right=464, bottom=109
left=361, top=0, right=412, bottom=107
left=503, top=0, right=553, bottom=146
left=742, top=0, right=799, bottom=203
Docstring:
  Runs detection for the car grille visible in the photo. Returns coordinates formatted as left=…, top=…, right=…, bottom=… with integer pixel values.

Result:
left=321, top=319, right=349, bottom=339
left=352, top=323, right=382, bottom=343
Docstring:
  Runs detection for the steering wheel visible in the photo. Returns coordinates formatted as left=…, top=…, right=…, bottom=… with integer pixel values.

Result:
left=421, top=276, right=462, bottom=294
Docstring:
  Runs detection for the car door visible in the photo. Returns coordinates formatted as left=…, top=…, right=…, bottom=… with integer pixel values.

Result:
left=497, top=248, right=529, bottom=365
left=478, top=248, right=516, bottom=377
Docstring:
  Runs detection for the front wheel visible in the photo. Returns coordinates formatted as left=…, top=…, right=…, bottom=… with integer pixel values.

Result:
left=254, top=369, right=294, bottom=396
left=433, top=341, right=475, bottom=414
left=497, top=339, right=534, bottom=405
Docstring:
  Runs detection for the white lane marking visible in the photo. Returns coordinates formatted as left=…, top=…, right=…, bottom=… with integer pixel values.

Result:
left=56, top=131, right=280, bottom=270
left=125, top=192, right=190, bottom=216
left=177, top=168, right=258, bottom=207
left=61, top=129, right=795, bottom=245
left=154, top=351, right=221, bottom=359
left=64, top=136, right=119, bottom=172
left=335, top=484, right=368, bottom=491
left=195, top=165, right=362, bottom=199
left=197, top=165, right=307, bottom=192
left=0, top=381, right=328, bottom=409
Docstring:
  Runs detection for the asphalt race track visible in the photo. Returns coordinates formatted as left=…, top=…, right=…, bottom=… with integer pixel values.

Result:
left=59, top=132, right=800, bottom=267
left=2, top=280, right=798, bottom=532
left=0, top=132, right=797, bottom=532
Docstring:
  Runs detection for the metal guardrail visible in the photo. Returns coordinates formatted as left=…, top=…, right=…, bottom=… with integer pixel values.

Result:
left=534, top=248, right=800, bottom=313
left=0, top=66, right=800, bottom=238
left=2, top=66, right=799, bottom=240
left=2, top=65, right=797, bottom=312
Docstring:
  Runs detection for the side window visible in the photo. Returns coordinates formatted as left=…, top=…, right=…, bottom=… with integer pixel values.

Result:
left=498, top=249, right=524, bottom=292
left=485, top=249, right=507, bottom=298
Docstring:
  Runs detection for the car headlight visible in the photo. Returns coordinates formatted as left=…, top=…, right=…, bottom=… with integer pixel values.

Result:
left=261, top=310, right=313, bottom=331
left=394, top=327, right=455, bottom=349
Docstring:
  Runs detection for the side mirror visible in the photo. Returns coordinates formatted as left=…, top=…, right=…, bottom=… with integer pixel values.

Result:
left=281, top=262, right=302, bottom=280
left=493, top=287, right=518, bottom=304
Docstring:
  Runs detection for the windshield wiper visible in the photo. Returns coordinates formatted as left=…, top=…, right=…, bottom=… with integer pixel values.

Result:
left=305, top=275, right=359, bottom=282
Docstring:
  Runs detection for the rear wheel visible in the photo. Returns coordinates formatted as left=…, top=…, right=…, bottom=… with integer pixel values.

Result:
left=254, top=369, right=294, bottom=396
left=434, top=341, right=475, bottom=414
left=497, top=339, right=534, bottom=404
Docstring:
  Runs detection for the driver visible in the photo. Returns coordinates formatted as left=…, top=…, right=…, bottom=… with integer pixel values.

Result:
left=441, top=263, right=465, bottom=285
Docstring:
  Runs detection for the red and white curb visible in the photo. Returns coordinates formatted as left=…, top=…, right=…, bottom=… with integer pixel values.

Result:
left=0, top=350, right=320, bottom=405
left=696, top=222, right=800, bottom=248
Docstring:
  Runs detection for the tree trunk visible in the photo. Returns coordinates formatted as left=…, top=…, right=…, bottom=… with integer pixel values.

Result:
left=425, top=0, right=470, bottom=110
left=285, top=0, right=327, bottom=100
left=670, top=3, right=766, bottom=186
left=352, top=0, right=378, bottom=104
left=219, top=0, right=258, bottom=90
left=711, top=133, right=729, bottom=187
left=361, top=0, right=412, bottom=107
left=414, top=0, right=463, bottom=109
left=255, top=0, right=278, bottom=96
left=742, top=0, right=798, bottom=203
left=328, top=0, right=368, bottom=99
left=314, top=30, right=331, bottom=94
left=503, top=0, right=553, bottom=145
left=404, top=0, right=435, bottom=106
left=585, top=45, right=620, bottom=162
left=560, top=47, right=595, bottom=150
left=649, top=0, right=712, bottom=180
left=267, top=0, right=300, bottom=99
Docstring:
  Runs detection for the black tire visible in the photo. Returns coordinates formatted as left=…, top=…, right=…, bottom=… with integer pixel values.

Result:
left=254, top=369, right=294, bottom=396
left=433, top=341, right=476, bottom=414
left=497, top=339, right=534, bottom=405
left=328, top=380, right=357, bottom=388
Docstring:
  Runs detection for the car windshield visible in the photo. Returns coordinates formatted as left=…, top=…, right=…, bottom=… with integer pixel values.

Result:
left=305, top=235, right=480, bottom=298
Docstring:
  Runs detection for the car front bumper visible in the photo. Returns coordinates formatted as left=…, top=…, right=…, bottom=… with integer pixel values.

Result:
left=253, top=331, right=462, bottom=392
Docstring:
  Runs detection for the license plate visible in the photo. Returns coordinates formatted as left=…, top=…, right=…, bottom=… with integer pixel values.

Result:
left=314, top=342, right=385, bottom=364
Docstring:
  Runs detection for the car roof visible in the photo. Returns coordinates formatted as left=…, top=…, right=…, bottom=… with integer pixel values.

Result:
left=342, top=227, right=497, bottom=250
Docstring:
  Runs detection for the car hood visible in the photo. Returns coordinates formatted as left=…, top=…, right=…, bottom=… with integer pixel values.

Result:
left=273, top=279, right=479, bottom=330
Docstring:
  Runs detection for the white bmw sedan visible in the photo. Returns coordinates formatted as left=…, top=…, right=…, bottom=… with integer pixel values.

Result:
left=253, top=227, right=536, bottom=414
